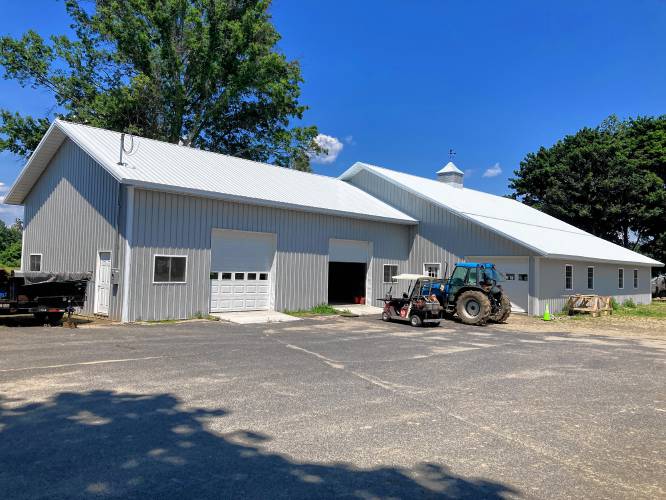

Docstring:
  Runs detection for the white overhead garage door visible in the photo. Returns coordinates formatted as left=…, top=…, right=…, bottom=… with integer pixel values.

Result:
left=210, top=229, right=276, bottom=312
left=470, top=256, right=529, bottom=313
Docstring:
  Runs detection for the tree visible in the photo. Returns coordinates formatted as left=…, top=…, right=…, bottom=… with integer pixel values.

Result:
left=0, top=219, right=22, bottom=269
left=0, top=0, right=319, bottom=170
left=510, top=115, right=666, bottom=269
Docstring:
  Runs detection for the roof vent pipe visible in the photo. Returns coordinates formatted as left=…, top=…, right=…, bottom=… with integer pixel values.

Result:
left=436, top=161, right=464, bottom=188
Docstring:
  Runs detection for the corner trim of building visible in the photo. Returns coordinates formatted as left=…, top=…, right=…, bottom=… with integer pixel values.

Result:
left=121, top=185, right=134, bottom=322
left=528, top=256, right=540, bottom=315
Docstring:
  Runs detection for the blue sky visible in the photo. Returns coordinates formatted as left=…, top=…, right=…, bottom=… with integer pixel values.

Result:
left=1, top=0, right=665, bottom=222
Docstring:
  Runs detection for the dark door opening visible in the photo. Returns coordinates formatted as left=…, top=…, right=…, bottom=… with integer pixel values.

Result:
left=328, top=262, right=366, bottom=304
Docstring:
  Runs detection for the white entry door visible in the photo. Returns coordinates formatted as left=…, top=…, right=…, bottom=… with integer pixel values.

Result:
left=210, top=229, right=276, bottom=312
left=95, top=251, right=112, bottom=315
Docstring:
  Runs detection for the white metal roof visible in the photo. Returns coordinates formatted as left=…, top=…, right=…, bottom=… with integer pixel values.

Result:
left=436, top=161, right=463, bottom=175
left=6, top=120, right=416, bottom=225
left=340, top=162, right=663, bottom=266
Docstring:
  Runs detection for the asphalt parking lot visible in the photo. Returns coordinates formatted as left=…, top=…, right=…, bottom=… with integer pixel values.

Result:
left=0, top=316, right=664, bottom=499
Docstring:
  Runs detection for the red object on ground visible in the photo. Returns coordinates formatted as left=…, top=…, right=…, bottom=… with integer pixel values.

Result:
left=359, top=297, right=366, bottom=305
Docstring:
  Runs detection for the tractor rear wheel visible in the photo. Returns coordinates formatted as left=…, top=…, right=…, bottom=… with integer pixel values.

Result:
left=489, top=295, right=511, bottom=323
left=456, top=291, right=491, bottom=325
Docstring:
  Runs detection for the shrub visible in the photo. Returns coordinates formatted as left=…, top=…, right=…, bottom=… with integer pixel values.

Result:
left=610, top=297, right=620, bottom=310
left=622, top=298, right=636, bottom=308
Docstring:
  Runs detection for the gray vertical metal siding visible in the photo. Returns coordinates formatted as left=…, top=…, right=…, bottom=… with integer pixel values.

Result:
left=347, top=170, right=531, bottom=276
left=537, top=259, right=652, bottom=315
left=128, top=188, right=410, bottom=321
left=22, top=139, right=126, bottom=320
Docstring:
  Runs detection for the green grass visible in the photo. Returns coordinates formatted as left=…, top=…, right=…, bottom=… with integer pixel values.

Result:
left=284, top=304, right=344, bottom=317
left=612, top=300, right=666, bottom=318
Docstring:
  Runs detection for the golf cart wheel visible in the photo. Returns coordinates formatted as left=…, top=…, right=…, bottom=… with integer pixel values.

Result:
left=381, top=311, right=391, bottom=322
left=456, top=291, right=491, bottom=325
left=409, top=315, right=422, bottom=327
left=489, top=295, right=512, bottom=323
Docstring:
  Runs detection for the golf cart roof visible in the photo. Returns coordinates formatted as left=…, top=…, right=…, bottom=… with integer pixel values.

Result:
left=392, top=274, right=432, bottom=281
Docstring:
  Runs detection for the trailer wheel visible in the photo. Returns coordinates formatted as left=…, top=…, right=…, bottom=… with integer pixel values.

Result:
left=456, top=291, right=491, bottom=325
left=409, top=315, right=422, bottom=327
left=381, top=311, right=391, bottom=322
left=47, top=312, right=64, bottom=325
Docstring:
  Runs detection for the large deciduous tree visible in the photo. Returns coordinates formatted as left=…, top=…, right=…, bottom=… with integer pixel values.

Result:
left=510, top=115, right=666, bottom=269
left=0, top=0, right=319, bottom=170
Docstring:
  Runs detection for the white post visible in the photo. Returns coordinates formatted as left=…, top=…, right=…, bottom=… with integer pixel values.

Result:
left=121, top=186, right=134, bottom=322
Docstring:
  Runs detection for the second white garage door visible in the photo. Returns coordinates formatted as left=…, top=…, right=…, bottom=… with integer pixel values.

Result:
left=210, top=229, right=276, bottom=312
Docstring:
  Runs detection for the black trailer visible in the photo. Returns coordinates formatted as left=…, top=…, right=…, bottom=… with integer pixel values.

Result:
left=0, top=270, right=91, bottom=324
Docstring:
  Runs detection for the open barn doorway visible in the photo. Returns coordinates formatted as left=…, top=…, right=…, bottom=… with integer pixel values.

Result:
left=327, top=239, right=370, bottom=305
left=328, top=262, right=367, bottom=304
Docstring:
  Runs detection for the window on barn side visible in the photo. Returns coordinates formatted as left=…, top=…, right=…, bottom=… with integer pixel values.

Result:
left=29, top=254, right=42, bottom=272
left=618, top=268, right=624, bottom=289
left=153, top=255, right=187, bottom=283
left=565, top=265, right=573, bottom=290
left=383, top=265, right=398, bottom=283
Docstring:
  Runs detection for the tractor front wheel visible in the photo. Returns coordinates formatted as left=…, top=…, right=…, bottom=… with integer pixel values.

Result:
left=382, top=311, right=391, bottom=322
left=410, top=314, right=422, bottom=327
left=489, top=295, right=512, bottom=323
left=456, top=291, right=491, bottom=325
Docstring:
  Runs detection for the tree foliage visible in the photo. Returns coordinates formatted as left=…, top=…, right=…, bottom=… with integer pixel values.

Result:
left=0, top=0, right=319, bottom=170
left=510, top=115, right=666, bottom=268
left=0, top=220, right=22, bottom=269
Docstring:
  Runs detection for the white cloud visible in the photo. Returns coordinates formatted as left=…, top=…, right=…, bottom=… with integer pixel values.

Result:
left=482, top=162, right=502, bottom=178
left=343, top=135, right=355, bottom=145
left=310, top=134, right=344, bottom=164
left=464, top=169, right=474, bottom=177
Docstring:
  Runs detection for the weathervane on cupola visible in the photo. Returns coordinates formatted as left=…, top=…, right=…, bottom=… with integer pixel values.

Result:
left=436, top=149, right=464, bottom=188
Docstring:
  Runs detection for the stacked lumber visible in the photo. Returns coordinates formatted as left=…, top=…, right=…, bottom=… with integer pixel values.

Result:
left=564, top=295, right=613, bottom=317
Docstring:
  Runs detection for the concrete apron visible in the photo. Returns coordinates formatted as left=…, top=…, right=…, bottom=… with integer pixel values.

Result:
left=334, top=304, right=383, bottom=316
left=210, top=311, right=301, bottom=324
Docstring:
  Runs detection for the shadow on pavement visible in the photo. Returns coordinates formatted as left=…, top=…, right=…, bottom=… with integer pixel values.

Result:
left=0, top=391, right=518, bottom=499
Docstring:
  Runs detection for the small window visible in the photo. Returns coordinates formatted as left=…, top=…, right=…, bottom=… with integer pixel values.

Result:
left=423, top=263, right=440, bottom=278
left=221, top=272, right=232, bottom=280
left=505, top=273, right=516, bottom=281
left=518, top=274, right=528, bottom=281
left=467, top=267, right=478, bottom=285
left=247, top=273, right=257, bottom=280
left=565, top=265, right=573, bottom=290
left=29, top=254, right=42, bottom=272
left=235, top=273, right=245, bottom=280
left=383, top=264, right=398, bottom=283
left=618, top=268, right=624, bottom=289
left=633, top=269, right=639, bottom=289
left=210, top=272, right=218, bottom=280
left=587, top=267, right=594, bottom=290
left=153, top=255, right=187, bottom=283
left=259, top=273, right=268, bottom=281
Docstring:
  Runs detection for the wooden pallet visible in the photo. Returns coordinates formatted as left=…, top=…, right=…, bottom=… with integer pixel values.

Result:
left=564, top=294, right=613, bottom=317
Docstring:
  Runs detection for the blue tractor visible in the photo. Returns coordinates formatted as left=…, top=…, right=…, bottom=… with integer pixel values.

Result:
left=428, top=263, right=511, bottom=325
